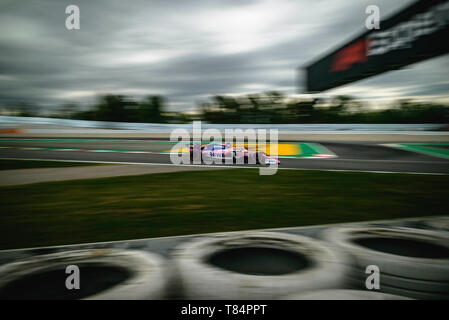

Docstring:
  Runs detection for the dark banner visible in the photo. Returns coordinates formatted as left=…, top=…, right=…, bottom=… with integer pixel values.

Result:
left=303, top=0, right=449, bottom=92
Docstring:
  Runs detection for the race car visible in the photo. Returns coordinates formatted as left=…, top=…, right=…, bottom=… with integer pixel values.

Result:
left=188, top=143, right=280, bottom=165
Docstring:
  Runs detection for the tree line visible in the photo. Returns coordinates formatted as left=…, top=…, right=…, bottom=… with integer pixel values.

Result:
left=3, top=92, right=448, bottom=124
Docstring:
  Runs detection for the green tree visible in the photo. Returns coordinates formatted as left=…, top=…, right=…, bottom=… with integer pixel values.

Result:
left=140, top=95, right=165, bottom=123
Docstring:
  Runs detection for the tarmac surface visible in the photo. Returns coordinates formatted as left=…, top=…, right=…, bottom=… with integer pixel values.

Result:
left=0, top=164, right=228, bottom=186
left=0, top=137, right=448, bottom=175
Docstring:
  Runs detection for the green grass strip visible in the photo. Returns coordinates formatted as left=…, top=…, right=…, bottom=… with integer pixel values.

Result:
left=0, top=169, right=447, bottom=249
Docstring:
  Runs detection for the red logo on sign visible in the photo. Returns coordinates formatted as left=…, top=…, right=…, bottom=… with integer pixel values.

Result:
left=331, top=38, right=369, bottom=72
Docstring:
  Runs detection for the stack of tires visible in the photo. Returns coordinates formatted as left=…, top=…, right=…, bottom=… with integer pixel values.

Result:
left=321, top=226, right=449, bottom=300
left=284, top=289, right=411, bottom=300
left=418, top=216, right=449, bottom=233
left=0, top=249, right=169, bottom=300
left=172, top=231, right=351, bottom=299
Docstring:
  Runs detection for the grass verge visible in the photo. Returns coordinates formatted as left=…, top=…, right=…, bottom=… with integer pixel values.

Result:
left=0, top=169, right=447, bottom=249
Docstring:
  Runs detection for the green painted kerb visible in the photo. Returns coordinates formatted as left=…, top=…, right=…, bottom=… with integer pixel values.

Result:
left=396, top=144, right=449, bottom=160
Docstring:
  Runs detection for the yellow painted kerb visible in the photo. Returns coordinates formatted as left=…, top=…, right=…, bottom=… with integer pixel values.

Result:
left=168, top=143, right=301, bottom=156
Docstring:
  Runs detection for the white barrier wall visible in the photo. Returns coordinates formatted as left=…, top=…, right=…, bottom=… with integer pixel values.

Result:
left=0, top=116, right=446, bottom=132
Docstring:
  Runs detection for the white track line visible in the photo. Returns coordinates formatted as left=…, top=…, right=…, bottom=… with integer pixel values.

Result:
left=4, top=146, right=446, bottom=163
left=0, top=157, right=446, bottom=175
left=309, top=158, right=447, bottom=164
left=0, top=145, right=339, bottom=159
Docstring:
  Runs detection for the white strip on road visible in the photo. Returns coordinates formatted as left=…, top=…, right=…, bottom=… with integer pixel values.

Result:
left=0, top=157, right=447, bottom=175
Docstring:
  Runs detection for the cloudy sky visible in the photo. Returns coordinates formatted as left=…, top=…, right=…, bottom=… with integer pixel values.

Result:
left=1, top=0, right=448, bottom=112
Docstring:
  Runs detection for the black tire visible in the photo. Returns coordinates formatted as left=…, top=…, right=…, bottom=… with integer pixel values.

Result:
left=191, top=152, right=202, bottom=164
left=256, top=152, right=266, bottom=165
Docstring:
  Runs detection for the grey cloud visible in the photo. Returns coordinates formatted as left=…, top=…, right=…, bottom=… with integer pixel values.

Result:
left=0, top=0, right=447, bottom=112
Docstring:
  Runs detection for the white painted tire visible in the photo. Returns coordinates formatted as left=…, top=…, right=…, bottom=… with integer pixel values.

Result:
left=0, top=249, right=168, bottom=300
left=321, top=226, right=449, bottom=281
left=346, top=266, right=449, bottom=294
left=172, top=231, right=350, bottom=299
left=284, top=289, right=411, bottom=300
left=419, top=216, right=449, bottom=232
left=345, top=276, right=448, bottom=300
left=344, top=267, right=449, bottom=299
left=371, top=283, right=446, bottom=300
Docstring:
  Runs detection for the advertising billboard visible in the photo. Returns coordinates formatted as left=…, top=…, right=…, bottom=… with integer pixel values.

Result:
left=303, top=0, right=449, bottom=92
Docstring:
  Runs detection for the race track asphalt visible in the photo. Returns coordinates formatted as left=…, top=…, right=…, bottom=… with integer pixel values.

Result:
left=0, top=138, right=448, bottom=174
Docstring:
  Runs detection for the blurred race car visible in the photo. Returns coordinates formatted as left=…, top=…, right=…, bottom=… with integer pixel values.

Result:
left=188, top=143, right=280, bottom=165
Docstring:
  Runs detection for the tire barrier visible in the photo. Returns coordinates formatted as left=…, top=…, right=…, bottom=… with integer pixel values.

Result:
left=418, top=216, right=449, bottom=233
left=321, top=226, right=449, bottom=299
left=0, top=249, right=169, bottom=300
left=172, top=231, right=350, bottom=299
left=283, top=289, right=411, bottom=300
